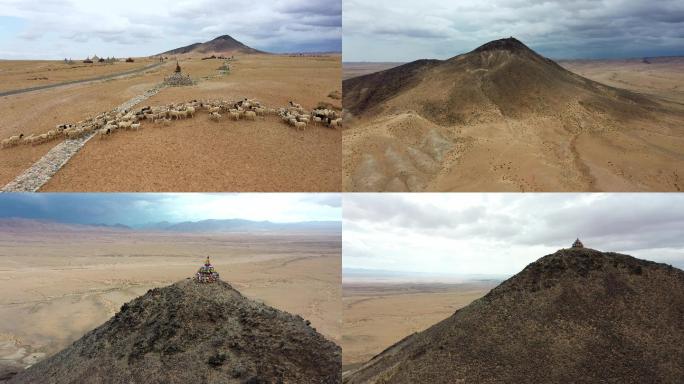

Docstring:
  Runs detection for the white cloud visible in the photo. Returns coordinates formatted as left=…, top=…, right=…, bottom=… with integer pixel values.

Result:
left=343, top=0, right=684, bottom=61
left=0, top=0, right=341, bottom=59
left=343, top=193, right=684, bottom=276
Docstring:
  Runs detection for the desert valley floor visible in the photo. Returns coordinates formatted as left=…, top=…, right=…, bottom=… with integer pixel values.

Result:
left=0, top=225, right=341, bottom=375
left=341, top=280, right=497, bottom=372
left=0, top=54, right=342, bottom=191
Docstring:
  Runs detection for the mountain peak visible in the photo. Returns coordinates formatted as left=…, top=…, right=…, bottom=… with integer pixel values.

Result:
left=345, top=249, right=684, bottom=383
left=211, top=35, right=238, bottom=42
left=472, top=37, right=531, bottom=53
left=9, top=278, right=341, bottom=383
left=159, top=34, right=264, bottom=56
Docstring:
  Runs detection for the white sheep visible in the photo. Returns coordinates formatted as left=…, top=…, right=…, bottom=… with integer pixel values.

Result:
left=1, top=134, right=23, bottom=148
left=294, top=121, right=307, bottom=131
left=98, top=128, right=112, bottom=139
left=185, top=106, right=195, bottom=118
left=209, top=112, right=222, bottom=121
left=244, top=111, right=256, bottom=121
left=169, top=110, right=184, bottom=120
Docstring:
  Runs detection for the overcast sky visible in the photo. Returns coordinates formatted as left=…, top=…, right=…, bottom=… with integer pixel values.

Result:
left=343, top=0, right=684, bottom=62
left=343, top=193, right=684, bottom=278
left=0, top=0, right=341, bottom=59
left=0, top=193, right=341, bottom=226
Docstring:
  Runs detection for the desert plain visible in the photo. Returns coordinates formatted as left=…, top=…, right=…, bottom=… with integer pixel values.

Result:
left=0, top=221, right=341, bottom=378
left=0, top=51, right=341, bottom=191
left=341, top=279, right=498, bottom=372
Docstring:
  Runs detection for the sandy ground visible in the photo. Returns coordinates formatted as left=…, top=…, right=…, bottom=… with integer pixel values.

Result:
left=560, top=57, right=684, bottom=104
left=0, top=59, right=157, bottom=93
left=0, top=228, right=341, bottom=373
left=1, top=54, right=341, bottom=191
left=0, top=62, right=170, bottom=186
left=343, top=57, right=684, bottom=192
left=342, top=282, right=496, bottom=370
left=41, top=112, right=341, bottom=192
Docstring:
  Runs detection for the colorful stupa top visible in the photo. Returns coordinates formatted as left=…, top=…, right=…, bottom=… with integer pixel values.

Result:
left=196, top=256, right=220, bottom=283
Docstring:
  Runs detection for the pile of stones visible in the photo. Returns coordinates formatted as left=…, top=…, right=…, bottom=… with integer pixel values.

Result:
left=163, top=72, right=195, bottom=86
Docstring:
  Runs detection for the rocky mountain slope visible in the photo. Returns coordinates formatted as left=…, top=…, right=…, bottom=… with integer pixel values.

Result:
left=344, top=247, right=684, bottom=383
left=342, top=37, right=684, bottom=192
left=9, top=279, right=340, bottom=384
left=160, top=35, right=264, bottom=56
left=343, top=37, right=657, bottom=122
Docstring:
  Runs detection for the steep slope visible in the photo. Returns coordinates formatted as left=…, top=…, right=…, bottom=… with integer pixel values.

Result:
left=344, top=37, right=656, bottom=122
left=344, top=247, right=684, bottom=383
left=342, top=37, right=684, bottom=192
left=160, top=35, right=264, bottom=56
left=9, top=279, right=340, bottom=384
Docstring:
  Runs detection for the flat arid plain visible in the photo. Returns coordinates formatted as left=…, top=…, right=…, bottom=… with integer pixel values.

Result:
left=343, top=40, right=684, bottom=192
left=0, top=220, right=341, bottom=378
left=0, top=37, right=342, bottom=192
left=341, top=277, right=498, bottom=372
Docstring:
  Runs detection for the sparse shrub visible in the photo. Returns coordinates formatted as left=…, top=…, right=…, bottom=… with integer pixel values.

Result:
left=231, top=363, right=246, bottom=378
left=244, top=376, right=267, bottom=384
left=207, top=352, right=227, bottom=367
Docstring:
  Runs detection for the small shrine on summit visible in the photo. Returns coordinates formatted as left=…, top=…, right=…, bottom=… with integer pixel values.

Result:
left=572, top=238, right=584, bottom=248
left=196, top=256, right=220, bottom=283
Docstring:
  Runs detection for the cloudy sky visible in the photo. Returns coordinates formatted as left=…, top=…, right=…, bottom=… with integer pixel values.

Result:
left=343, top=193, right=684, bottom=278
left=0, top=0, right=341, bottom=59
left=0, top=193, right=341, bottom=226
left=343, top=0, right=684, bottom=61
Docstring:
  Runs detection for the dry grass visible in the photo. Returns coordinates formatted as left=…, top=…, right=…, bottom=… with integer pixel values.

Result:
left=0, top=54, right=342, bottom=191
left=0, top=58, right=157, bottom=93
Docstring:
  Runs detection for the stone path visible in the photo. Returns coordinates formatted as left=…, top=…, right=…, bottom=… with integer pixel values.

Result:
left=1, top=85, right=165, bottom=192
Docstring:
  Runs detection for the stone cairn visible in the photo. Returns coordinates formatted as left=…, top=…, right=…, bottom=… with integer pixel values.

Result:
left=163, top=61, right=195, bottom=86
left=218, top=60, right=230, bottom=74
left=196, top=256, right=220, bottom=283
left=572, top=238, right=584, bottom=248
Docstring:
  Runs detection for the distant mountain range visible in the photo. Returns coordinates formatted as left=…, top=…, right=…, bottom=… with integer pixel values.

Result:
left=0, top=218, right=340, bottom=233
left=158, top=35, right=264, bottom=56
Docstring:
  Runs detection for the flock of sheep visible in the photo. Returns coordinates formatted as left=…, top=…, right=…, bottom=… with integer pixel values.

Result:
left=280, top=101, right=342, bottom=131
left=0, top=98, right=342, bottom=149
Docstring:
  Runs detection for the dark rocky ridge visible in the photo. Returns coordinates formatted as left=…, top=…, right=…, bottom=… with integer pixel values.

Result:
left=472, top=37, right=531, bottom=54
left=344, top=248, right=684, bottom=383
left=160, top=35, right=264, bottom=56
left=343, top=37, right=661, bottom=124
left=9, top=279, right=340, bottom=384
